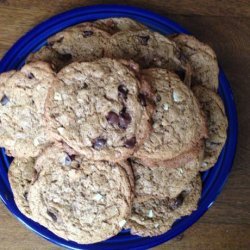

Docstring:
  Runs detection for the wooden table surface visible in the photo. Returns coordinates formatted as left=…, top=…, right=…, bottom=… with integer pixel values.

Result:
left=0, top=1, right=249, bottom=249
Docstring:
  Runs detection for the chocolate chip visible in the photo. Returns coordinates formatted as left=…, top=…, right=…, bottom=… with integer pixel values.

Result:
left=92, top=137, right=107, bottom=150
left=80, top=82, right=88, bottom=89
left=106, top=111, right=119, bottom=126
left=124, top=137, right=136, bottom=148
left=83, top=30, right=94, bottom=37
left=47, top=210, right=57, bottom=222
left=27, top=72, right=34, bottom=79
left=138, top=35, right=150, bottom=45
left=175, top=69, right=185, bottom=82
left=118, top=84, right=128, bottom=100
left=0, top=94, right=9, bottom=106
left=156, top=94, right=161, bottom=102
left=23, top=192, right=28, bottom=201
left=59, top=53, right=72, bottom=62
left=118, top=108, right=132, bottom=129
left=169, top=192, right=185, bottom=210
left=138, top=93, right=147, bottom=106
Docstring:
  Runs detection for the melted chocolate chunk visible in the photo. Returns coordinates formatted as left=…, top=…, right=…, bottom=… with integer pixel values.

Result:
left=138, top=35, right=150, bottom=46
left=92, top=137, right=107, bottom=150
left=0, top=94, right=9, bottom=106
left=23, top=191, right=28, bottom=201
left=156, top=94, right=161, bottom=102
left=138, top=93, right=147, bottom=106
left=124, top=137, right=136, bottom=148
left=175, top=69, right=186, bottom=82
left=106, top=111, right=119, bottom=126
left=47, top=210, right=57, bottom=222
left=27, top=72, right=34, bottom=79
left=118, top=84, right=129, bottom=101
left=169, top=192, right=185, bottom=210
left=83, top=30, right=94, bottom=37
left=118, top=108, right=132, bottom=129
left=59, top=53, right=72, bottom=62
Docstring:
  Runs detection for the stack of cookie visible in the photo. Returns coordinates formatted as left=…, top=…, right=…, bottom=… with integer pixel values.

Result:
left=1, top=18, right=228, bottom=243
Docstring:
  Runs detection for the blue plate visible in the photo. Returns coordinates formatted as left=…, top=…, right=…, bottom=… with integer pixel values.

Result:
left=0, top=4, right=237, bottom=250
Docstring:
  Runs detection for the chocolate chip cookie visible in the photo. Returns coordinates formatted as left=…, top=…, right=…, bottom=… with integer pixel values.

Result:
left=171, top=34, right=219, bottom=91
left=8, top=158, right=37, bottom=219
left=192, top=86, right=228, bottom=171
left=131, top=157, right=201, bottom=199
left=0, top=62, right=55, bottom=157
left=27, top=24, right=111, bottom=71
left=126, top=175, right=202, bottom=237
left=93, top=17, right=146, bottom=34
left=108, top=29, right=182, bottom=70
left=26, top=46, right=73, bottom=72
left=135, top=68, right=207, bottom=165
left=28, top=145, right=133, bottom=244
left=46, top=58, right=151, bottom=161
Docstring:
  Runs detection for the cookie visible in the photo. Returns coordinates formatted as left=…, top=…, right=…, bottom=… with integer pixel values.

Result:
left=0, top=62, right=55, bottom=157
left=8, top=158, right=37, bottom=219
left=171, top=34, right=219, bottom=91
left=135, top=68, right=207, bottom=165
left=192, top=86, right=228, bottom=171
left=45, top=58, right=151, bottom=161
left=108, top=29, right=182, bottom=70
left=126, top=175, right=202, bottom=237
left=28, top=145, right=132, bottom=244
left=27, top=25, right=111, bottom=71
left=93, top=17, right=146, bottom=34
left=131, top=156, right=201, bottom=199
left=26, top=46, right=73, bottom=72
left=48, top=25, right=110, bottom=61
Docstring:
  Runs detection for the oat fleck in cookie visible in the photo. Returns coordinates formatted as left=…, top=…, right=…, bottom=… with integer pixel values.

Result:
left=192, top=86, right=228, bottom=171
left=46, top=58, right=151, bottom=161
left=28, top=146, right=133, bottom=244
left=0, top=62, right=55, bottom=157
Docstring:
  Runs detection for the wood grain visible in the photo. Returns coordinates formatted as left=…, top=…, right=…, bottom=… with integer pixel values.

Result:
left=0, top=1, right=250, bottom=249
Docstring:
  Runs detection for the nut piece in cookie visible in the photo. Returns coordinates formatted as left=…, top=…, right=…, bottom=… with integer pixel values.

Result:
left=28, top=145, right=133, bottom=244
left=0, top=62, right=55, bottom=157
left=126, top=175, right=202, bottom=237
left=171, top=34, right=219, bottom=91
left=135, top=68, right=207, bottom=165
left=192, top=86, right=228, bottom=171
left=46, top=58, right=151, bottom=161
